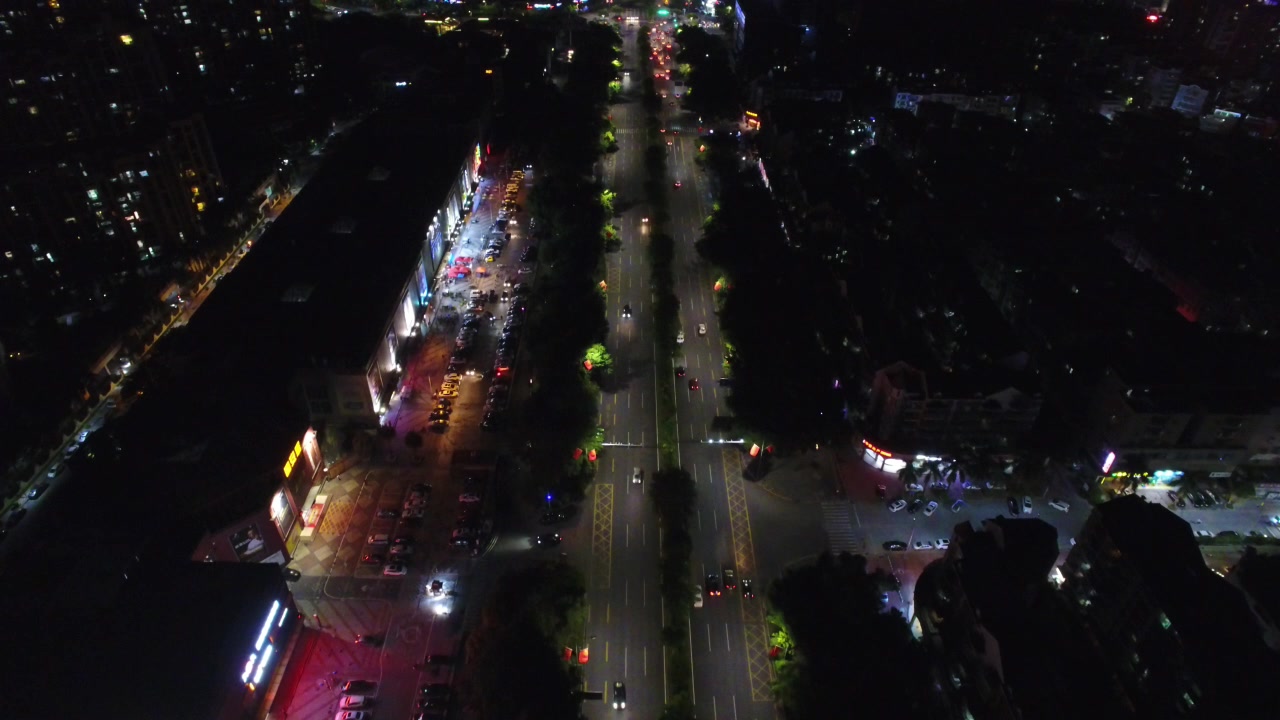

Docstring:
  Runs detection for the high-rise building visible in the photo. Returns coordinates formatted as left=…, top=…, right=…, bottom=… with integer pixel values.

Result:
left=1063, top=496, right=1280, bottom=717
left=0, top=113, right=223, bottom=323
left=0, top=0, right=309, bottom=330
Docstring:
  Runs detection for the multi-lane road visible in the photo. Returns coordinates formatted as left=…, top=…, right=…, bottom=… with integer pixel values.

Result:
left=578, top=16, right=778, bottom=720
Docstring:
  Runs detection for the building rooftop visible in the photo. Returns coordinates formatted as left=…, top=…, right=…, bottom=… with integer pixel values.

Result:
left=1094, top=496, right=1280, bottom=709
left=188, top=91, right=483, bottom=381
left=0, top=561, right=291, bottom=720
left=985, top=233, right=1280, bottom=414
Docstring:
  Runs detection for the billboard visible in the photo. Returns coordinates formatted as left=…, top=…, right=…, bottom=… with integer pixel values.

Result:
left=230, top=524, right=268, bottom=562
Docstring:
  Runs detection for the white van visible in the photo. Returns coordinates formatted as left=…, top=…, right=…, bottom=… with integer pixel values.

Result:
left=367, top=534, right=389, bottom=545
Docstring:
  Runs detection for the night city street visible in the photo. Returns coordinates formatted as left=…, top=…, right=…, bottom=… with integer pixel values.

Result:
left=4, top=2, right=1280, bottom=720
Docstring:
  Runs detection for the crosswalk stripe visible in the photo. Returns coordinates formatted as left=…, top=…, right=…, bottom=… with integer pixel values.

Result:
left=820, top=501, right=861, bottom=555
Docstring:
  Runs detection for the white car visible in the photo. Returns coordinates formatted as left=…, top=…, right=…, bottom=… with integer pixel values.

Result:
left=1022, top=496, right=1033, bottom=513
left=923, top=501, right=938, bottom=517
left=676, top=330, right=685, bottom=344
left=1049, top=499, right=1071, bottom=512
left=936, top=538, right=951, bottom=550
left=339, top=696, right=368, bottom=709
left=632, top=467, right=644, bottom=484
left=888, top=499, right=908, bottom=512
left=697, top=323, right=706, bottom=336
left=693, top=585, right=704, bottom=608
left=335, top=712, right=368, bottom=720
left=912, top=540, right=935, bottom=550
left=1194, top=530, right=1213, bottom=538
left=383, top=563, right=408, bottom=577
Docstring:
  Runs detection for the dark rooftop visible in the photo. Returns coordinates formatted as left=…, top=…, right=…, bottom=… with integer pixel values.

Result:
left=1095, top=496, right=1280, bottom=711
left=189, top=92, right=482, bottom=382
left=0, top=562, right=291, bottom=720
left=982, top=232, right=1280, bottom=413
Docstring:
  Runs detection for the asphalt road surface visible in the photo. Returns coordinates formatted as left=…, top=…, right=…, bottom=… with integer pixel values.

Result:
left=594, top=18, right=780, bottom=720
left=577, top=19, right=667, bottom=718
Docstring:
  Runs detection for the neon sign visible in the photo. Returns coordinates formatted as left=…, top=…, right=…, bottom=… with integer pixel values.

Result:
left=255, top=600, right=281, bottom=651
left=1101, top=451, right=1116, bottom=474
left=253, top=646, right=274, bottom=685
left=241, top=654, right=257, bottom=683
left=862, top=439, right=892, bottom=458
left=283, top=440, right=303, bottom=478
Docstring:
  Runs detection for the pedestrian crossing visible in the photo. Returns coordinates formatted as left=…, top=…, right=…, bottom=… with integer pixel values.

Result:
left=821, top=501, right=861, bottom=557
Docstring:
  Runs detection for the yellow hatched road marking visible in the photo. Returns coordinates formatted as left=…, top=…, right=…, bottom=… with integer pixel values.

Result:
left=722, top=448, right=773, bottom=702
left=591, top=484, right=615, bottom=590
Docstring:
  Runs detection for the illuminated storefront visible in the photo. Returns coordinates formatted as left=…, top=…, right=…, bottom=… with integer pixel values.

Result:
left=193, top=429, right=322, bottom=562
left=861, top=439, right=908, bottom=474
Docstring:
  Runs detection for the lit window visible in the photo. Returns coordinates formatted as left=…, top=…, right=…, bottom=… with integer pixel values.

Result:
left=196, top=202, right=206, bottom=212
left=27, top=106, right=38, bottom=115
left=120, top=34, right=133, bottom=45
left=87, top=189, right=99, bottom=201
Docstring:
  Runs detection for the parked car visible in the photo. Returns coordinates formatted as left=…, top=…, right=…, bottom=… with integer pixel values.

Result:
left=888, top=499, right=907, bottom=512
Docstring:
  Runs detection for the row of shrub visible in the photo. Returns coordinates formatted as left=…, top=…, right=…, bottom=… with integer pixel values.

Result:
left=512, top=19, right=626, bottom=505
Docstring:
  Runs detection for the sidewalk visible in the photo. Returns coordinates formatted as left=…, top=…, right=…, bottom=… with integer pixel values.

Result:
left=754, top=447, right=848, bottom=504
left=268, top=625, right=386, bottom=720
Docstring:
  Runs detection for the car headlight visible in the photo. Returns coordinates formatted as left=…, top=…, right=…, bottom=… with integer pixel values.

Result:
left=613, top=701, right=619, bottom=709
left=621, top=701, right=626, bottom=708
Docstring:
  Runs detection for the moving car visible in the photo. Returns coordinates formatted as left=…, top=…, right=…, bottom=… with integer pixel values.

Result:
left=622, top=303, right=632, bottom=318
left=613, top=681, right=627, bottom=710
left=741, top=579, right=755, bottom=599
left=675, top=366, right=686, bottom=377
left=722, top=567, right=737, bottom=589
left=907, top=497, right=924, bottom=514
left=688, top=378, right=700, bottom=391
left=283, top=567, right=302, bottom=582
left=693, top=585, right=704, bottom=608
left=536, top=532, right=562, bottom=546
left=706, top=574, right=722, bottom=597
left=632, top=467, right=644, bottom=484
left=697, top=323, right=706, bottom=336
left=1049, top=499, right=1070, bottom=512
left=1007, top=496, right=1019, bottom=515
left=951, top=499, right=966, bottom=513
left=676, top=330, right=684, bottom=344
left=923, top=501, right=938, bottom=517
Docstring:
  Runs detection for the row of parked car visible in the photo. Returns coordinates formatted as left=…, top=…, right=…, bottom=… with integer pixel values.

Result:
left=362, top=483, right=433, bottom=576
left=450, top=477, right=489, bottom=551
left=480, top=282, right=531, bottom=431
left=334, top=678, right=453, bottom=720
